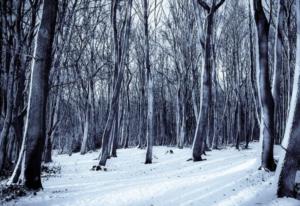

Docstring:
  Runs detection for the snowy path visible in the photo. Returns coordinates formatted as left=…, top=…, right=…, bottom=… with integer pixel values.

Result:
left=4, top=143, right=300, bottom=206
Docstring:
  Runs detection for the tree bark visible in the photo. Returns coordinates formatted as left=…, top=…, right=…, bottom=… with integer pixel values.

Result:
left=192, top=0, right=225, bottom=161
left=80, top=80, right=93, bottom=154
left=253, top=0, right=276, bottom=171
left=277, top=0, right=300, bottom=198
left=9, top=0, right=58, bottom=190
left=144, top=0, right=154, bottom=164
left=272, top=0, right=285, bottom=144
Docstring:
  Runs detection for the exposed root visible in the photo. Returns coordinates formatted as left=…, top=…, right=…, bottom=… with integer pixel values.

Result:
left=91, top=165, right=107, bottom=171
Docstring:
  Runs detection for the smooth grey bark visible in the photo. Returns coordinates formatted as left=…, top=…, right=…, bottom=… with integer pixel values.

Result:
left=248, top=0, right=260, bottom=128
left=159, top=85, right=167, bottom=145
left=137, top=74, right=146, bottom=148
left=277, top=0, right=300, bottom=198
left=286, top=1, right=294, bottom=107
left=122, top=70, right=132, bottom=148
left=192, top=89, right=199, bottom=121
left=192, top=0, right=225, bottom=161
left=175, top=84, right=187, bottom=149
left=137, top=62, right=146, bottom=148
left=176, top=86, right=181, bottom=147
left=111, top=101, right=120, bottom=157
left=179, top=94, right=187, bottom=148
left=80, top=80, right=93, bottom=154
left=253, top=0, right=276, bottom=171
left=144, top=0, right=154, bottom=164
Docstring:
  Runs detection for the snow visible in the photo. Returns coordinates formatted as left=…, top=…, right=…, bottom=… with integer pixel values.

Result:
left=3, top=143, right=300, bottom=206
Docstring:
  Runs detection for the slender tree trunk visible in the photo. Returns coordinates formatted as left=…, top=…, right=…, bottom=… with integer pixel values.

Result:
left=122, top=71, right=131, bottom=148
left=192, top=9, right=214, bottom=161
left=176, top=86, right=182, bottom=148
left=80, top=80, right=92, bottom=154
left=192, top=89, right=199, bottom=121
left=137, top=64, right=146, bottom=148
left=98, top=0, right=132, bottom=166
left=179, top=95, right=186, bottom=149
left=236, top=102, right=242, bottom=150
left=272, top=0, right=285, bottom=144
left=144, top=0, right=154, bottom=164
left=111, top=100, right=120, bottom=157
left=248, top=1, right=260, bottom=128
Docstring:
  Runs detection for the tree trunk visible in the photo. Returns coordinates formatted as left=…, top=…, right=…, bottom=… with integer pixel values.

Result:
left=277, top=0, right=300, bottom=198
left=111, top=101, right=120, bottom=157
left=253, top=0, right=276, bottom=171
left=192, top=0, right=225, bottom=161
left=137, top=64, right=146, bottom=148
left=176, top=86, right=182, bottom=148
left=236, top=102, right=242, bottom=150
left=192, top=8, right=214, bottom=161
left=80, top=80, right=92, bottom=155
left=144, top=0, right=154, bottom=164
left=272, top=0, right=285, bottom=144
left=179, top=94, right=186, bottom=149
left=122, top=71, right=131, bottom=148
left=9, top=0, right=58, bottom=190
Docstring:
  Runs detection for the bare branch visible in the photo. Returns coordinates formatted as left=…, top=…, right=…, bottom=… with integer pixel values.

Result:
left=197, top=0, right=210, bottom=11
left=214, top=0, right=226, bottom=12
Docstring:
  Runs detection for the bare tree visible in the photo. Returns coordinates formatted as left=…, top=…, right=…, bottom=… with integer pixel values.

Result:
left=98, top=0, right=133, bottom=166
left=192, top=0, right=225, bottom=161
left=253, top=0, right=276, bottom=171
left=143, top=0, right=154, bottom=164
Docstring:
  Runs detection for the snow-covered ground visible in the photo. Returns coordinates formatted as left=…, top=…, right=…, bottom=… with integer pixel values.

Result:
left=3, top=143, right=300, bottom=206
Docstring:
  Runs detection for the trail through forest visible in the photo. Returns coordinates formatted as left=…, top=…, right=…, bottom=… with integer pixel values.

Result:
left=5, top=143, right=299, bottom=206
left=2, top=0, right=300, bottom=204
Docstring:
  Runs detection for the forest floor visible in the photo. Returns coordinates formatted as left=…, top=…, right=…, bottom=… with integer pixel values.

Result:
left=2, top=143, right=300, bottom=206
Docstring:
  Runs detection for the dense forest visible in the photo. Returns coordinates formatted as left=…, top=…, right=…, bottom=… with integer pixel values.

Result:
left=0, top=0, right=300, bottom=205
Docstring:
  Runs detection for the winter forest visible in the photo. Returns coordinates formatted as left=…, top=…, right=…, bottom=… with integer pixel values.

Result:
left=1, top=0, right=300, bottom=205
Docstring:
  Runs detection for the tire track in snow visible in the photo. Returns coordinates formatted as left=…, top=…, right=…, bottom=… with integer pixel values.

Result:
left=43, top=152, right=254, bottom=200
left=6, top=145, right=268, bottom=206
